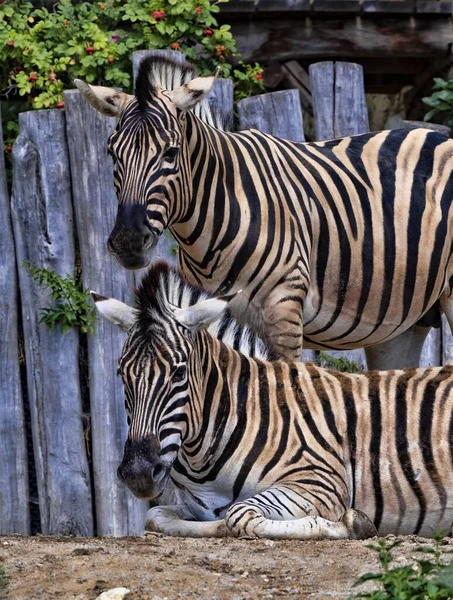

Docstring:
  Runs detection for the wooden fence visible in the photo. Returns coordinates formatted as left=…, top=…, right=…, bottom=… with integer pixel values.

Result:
left=0, top=51, right=449, bottom=536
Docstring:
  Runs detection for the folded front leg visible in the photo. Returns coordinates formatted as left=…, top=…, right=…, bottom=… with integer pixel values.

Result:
left=225, top=489, right=377, bottom=541
left=146, top=505, right=228, bottom=538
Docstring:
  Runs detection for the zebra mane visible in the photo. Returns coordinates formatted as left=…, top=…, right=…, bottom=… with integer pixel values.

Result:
left=135, top=55, right=228, bottom=131
left=134, top=261, right=268, bottom=359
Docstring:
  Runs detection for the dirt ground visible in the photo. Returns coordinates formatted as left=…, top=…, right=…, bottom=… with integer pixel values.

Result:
left=1, top=533, right=452, bottom=600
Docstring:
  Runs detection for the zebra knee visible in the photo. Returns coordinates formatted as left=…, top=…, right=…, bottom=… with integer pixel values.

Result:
left=225, top=503, right=266, bottom=538
left=341, top=509, right=377, bottom=540
left=145, top=506, right=168, bottom=532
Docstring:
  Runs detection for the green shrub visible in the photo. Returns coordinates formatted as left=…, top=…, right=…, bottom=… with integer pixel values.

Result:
left=423, top=78, right=453, bottom=129
left=317, top=351, right=363, bottom=373
left=350, top=536, right=453, bottom=600
left=0, top=0, right=264, bottom=112
left=23, top=261, right=96, bottom=334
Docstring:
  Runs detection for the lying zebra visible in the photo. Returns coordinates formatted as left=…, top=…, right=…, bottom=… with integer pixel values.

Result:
left=93, top=262, right=453, bottom=540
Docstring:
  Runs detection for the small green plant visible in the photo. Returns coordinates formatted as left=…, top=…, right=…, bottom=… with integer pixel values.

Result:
left=0, top=563, right=9, bottom=591
left=23, top=261, right=96, bottom=333
left=318, top=351, right=363, bottom=373
left=350, top=535, right=453, bottom=600
left=423, top=78, right=453, bottom=128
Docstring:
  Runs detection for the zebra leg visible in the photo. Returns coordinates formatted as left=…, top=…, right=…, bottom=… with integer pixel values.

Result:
left=145, top=505, right=228, bottom=538
left=262, top=285, right=304, bottom=360
left=364, top=325, right=430, bottom=370
left=225, top=498, right=376, bottom=541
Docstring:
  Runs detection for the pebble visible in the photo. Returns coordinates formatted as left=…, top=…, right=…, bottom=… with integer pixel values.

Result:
left=96, top=588, right=131, bottom=600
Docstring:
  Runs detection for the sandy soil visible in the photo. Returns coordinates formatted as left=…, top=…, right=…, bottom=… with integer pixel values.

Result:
left=1, top=533, right=452, bottom=600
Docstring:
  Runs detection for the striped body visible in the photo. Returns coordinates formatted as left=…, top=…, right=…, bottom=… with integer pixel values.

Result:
left=78, top=58, right=453, bottom=364
left=94, top=263, right=453, bottom=539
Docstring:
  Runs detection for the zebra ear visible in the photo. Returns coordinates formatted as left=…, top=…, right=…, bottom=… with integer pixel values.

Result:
left=74, top=79, right=133, bottom=117
left=165, top=68, right=219, bottom=112
left=91, top=292, right=137, bottom=332
left=173, top=297, right=228, bottom=331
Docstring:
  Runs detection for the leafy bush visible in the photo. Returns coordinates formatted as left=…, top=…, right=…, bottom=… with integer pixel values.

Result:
left=0, top=0, right=264, bottom=112
left=318, top=351, right=363, bottom=373
left=350, top=536, right=453, bottom=600
left=423, top=78, right=453, bottom=129
left=23, top=261, right=96, bottom=334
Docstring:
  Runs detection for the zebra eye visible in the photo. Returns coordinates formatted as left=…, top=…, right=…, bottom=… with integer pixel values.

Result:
left=171, top=365, right=186, bottom=384
left=163, top=146, right=179, bottom=163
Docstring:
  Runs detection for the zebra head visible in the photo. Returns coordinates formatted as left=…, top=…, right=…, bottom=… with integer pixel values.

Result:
left=74, top=56, right=219, bottom=269
left=92, top=263, right=231, bottom=500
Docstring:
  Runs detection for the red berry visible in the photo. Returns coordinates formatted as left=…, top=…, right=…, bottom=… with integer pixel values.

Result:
left=255, top=73, right=263, bottom=80
left=55, top=101, right=64, bottom=109
left=195, top=6, right=202, bottom=13
left=205, top=29, right=213, bottom=36
left=108, top=56, right=115, bottom=63
left=85, top=46, right=95, bottom=54
left=171, top=42, right=180, bottom=50
left=29, top=73, right=37, bottom=83
left=7, top=40, right=14, bottom=48
left=63, top=19, right=70, bottom=26
left=5, top=144, right=12, bottom=152
left=152, top=10, right=164, bottom=20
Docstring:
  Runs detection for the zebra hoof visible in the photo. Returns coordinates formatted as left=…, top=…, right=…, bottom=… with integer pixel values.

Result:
left=342, top=509, right=377, bottom=540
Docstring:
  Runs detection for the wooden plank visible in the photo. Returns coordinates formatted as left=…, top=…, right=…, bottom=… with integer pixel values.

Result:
left=238, top=89, right=305, bottom=142
left=229, top=17, right=453, bottom=63
left=0, top=108, right=29, bottom=534
left=10, top=109, right=93, bottom=536
left=281, top=60, right=313, bottom=114
left=401, top=120, right=451, bottom=137
left=442, top=315, right=453, bottom=365
left=362, top=1, right=415, bottom=14
left=334, top=62, right=369, bottom=137
left=419, top=327, right=441, bottom=368
left=64, top=90, right=148, bottom=536
left=309, top=61, right=335, bottom=141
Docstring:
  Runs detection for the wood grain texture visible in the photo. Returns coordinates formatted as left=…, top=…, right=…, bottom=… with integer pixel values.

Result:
left=10, top=109, right=92, bottom=536
left=229, top=18, right=453, bottom=63
left=334, top=62, right=369, bottom=137
left=0, top=108, right=29, bottom=534
left=238, top=90, right=305, bottom=142
left=64, top=90, right=148, bottom=536
left=309, top=62, right=335, bottom=141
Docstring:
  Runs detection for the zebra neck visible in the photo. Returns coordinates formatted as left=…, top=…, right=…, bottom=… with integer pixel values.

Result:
left=181, top=333, right=263, bottom=465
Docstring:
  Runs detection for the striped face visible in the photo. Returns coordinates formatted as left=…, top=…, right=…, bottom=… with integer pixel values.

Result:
left=74, top=57, right=218, bottom=270
left=107, top=95, right=191, bottom=270
left=116, top=321, right=193, bottom=499
left=93, top=263, right=233, bottom=500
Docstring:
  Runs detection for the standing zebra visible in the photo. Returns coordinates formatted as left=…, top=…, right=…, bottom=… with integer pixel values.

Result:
left=93, top=262, right=453, bottom=540
left=75, top=55, right=453, bottom=368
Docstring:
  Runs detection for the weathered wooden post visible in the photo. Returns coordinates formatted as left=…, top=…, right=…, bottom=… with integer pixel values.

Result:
left=237, top=89, right=305, bottom=142
left=0, top=109, right=29, bottom=534
left=10, top=109, right=93, bottom=536
left=64, top=90, right=148, bottom=536
left=310, top=61, right=369, bottom=140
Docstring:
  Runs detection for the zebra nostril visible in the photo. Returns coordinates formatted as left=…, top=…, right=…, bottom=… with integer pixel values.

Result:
left=152, top=463, right=164, bottom=481
left=143, top=233, right=152, bottom=249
